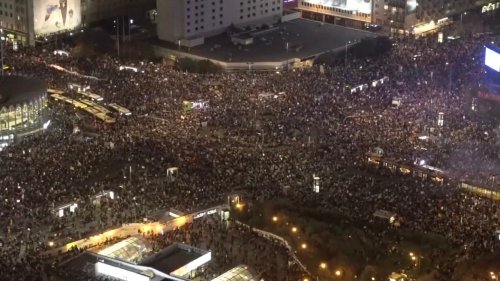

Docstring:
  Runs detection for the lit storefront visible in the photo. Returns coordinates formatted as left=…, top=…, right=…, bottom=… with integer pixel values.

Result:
left=298, top=0, right=375, bottom=28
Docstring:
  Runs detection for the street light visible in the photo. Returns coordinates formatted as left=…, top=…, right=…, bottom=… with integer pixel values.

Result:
left=345, top=41, right=351, bottom=68
left=335, top=270, right=342, bottom=277
left=320, top=262, right=327, bottom=269
left=301, top=243, right=307, bottom=249
left=461, top=12, right=467, bottom=25
left=272, top=216, right=278, bottom=222
left=292, top=226, right=298, bottom=233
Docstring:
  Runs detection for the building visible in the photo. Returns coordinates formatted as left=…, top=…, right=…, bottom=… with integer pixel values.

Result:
left=297, top=0, right=497, bottom=35
left=0, top=0, right=154, bottom=46
left=385, top=0, right=493, bottom=35
left=0, top=0, right=81, bottom=46
left=157, top=0, right=283, bottom=47
left=0, top=75, right=48, bottom=149
left=81, top=0, right=155, bottom=27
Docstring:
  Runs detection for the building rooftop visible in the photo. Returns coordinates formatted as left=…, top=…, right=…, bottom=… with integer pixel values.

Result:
left=155, top=18, right=377, bottom=63
left=140, top=243, right=208, bottom=275
left=97, top=236, right=151, bottom=264
left=0, top=75, right=46, bottom=108
left=211, top=265, right=258, bottom=281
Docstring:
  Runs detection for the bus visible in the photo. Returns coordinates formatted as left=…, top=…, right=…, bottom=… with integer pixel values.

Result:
left=77, top=91, right=103, bottom=102
left=79, top=99, right=111, bottom=114
left=459, top=182, right=500, bottom=200
left=48, top=89, right=65, bottom=95
left=68, top=83, right=90, bottom=92
left=108, top=103, right=132, bottom=116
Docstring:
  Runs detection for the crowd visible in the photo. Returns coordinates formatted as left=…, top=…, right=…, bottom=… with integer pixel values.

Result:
left=0, top=28, right=498, bottom=281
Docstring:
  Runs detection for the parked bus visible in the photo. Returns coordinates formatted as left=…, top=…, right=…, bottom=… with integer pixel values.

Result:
left=108, top=103, right=132, bottom=116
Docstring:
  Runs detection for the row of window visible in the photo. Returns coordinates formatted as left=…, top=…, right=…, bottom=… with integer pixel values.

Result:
left=186, top=20, right=224, bottom=33
left=240, top=0, right=281, bottom=5
left=187, top=0, right=224, bottom=4
left=240, top=4, right=281, bottom=12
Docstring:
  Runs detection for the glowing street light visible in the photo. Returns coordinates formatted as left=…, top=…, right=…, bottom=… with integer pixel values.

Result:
left=320, top=262, right=327, bottom=269
left=409, top=252, right=414, bottom=257
left=335, top=270, right=342, bottom=277
left=272, top=216, right=278, bottom=222
left=235, top=203, right=243, bottom=209
left=292, top=227, right=298, bottom=233
left=301, top=243, right=307, bottom=249
left=48, top=241, right=54, bottom=247
left=371, top=277, right=376, bottom=281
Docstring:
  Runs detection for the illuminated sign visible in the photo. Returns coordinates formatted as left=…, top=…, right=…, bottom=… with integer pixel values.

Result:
left=95, top=262, right=149, bottom=281
left=485, top=47, right=500, bottom=72
left=193, top=209, right=217, bottom=219
left=482, top=2, right=500, bottom=13
left=303, top=0, right=372, bottom=14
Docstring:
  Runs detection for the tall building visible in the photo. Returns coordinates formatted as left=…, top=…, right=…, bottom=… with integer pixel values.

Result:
left=0, top=0, right=154, bottom=47
left=0, top=0, right=82, bottom=46
left=157, top=0, right=283, bottom=47
left=297, top=0, right=497, bottom=35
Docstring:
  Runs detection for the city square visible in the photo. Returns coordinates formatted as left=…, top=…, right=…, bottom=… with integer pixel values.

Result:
left=0, top=1, right=499, bottom=281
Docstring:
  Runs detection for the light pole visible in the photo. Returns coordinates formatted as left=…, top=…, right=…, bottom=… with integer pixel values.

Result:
left=345, top=41, right=351, bottom=68
left=446, top=62, right=452, bottom=93
left=115, top=18, right=120, bottom=57
left=460, top=12, right=467, bottom=25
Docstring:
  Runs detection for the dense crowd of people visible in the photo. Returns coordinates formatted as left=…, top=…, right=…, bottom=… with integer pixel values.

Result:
left=0, top=26, right=499, bottom=281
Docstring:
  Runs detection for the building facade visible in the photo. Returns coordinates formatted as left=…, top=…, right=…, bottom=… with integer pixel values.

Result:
left=297, top=0, right=498, bottom=35
left=157, top=0, right=283, bottom=47
left=0, top=0, right=33, bottom=46
left=0, top=0, right=154, bottom=47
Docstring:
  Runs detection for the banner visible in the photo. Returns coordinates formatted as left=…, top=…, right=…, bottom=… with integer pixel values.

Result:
left=303, top=0, right=372, bottom=14
left=34, top=0, right=81, bottom=36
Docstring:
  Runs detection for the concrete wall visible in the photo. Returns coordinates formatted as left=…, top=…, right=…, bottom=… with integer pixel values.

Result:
left=157, top=0, right=185, bottom=43
left=282, top=11, right=301, bottom=22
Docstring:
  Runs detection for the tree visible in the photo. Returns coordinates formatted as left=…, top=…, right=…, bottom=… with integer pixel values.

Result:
left=175, top=58, right=222, bottom=73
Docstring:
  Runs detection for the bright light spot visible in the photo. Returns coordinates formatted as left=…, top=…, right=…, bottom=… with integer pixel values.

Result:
left=301, top=243, right=307, bottom=249
left=320, top=262, right=327, bottom=269
left=48, top=241, right=54, bottom=247
left=335, top=270, right=342, bottom=277
left=272, top=216, right=278, bottom=222
left=292, top=227, right=297, bottom=233
left=409, top=252, right=414, bottom=257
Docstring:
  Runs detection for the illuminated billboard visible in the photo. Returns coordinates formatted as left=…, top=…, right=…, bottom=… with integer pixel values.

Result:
left=303, top=0, right=372, bottom=14
left=34, top=0, right=81, bottom=36
left=485, top=47, right=500, bottom=72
